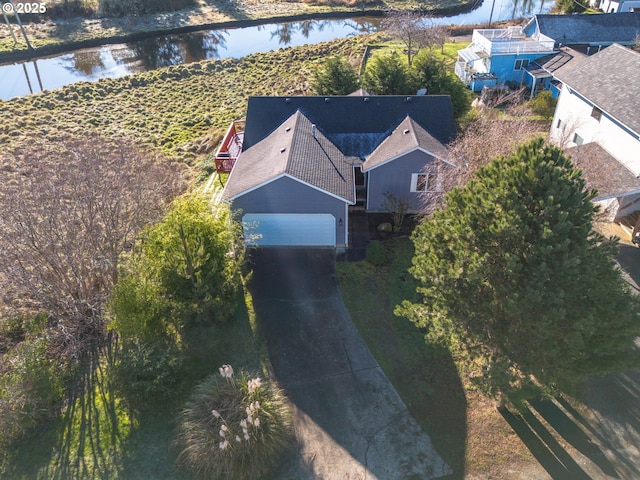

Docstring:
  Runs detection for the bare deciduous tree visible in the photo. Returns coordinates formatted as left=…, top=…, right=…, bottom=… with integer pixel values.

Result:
left=437, top=107, right=543, bottom=199
left=382, top=11, right=432, bottom=67
left=0, top=135, right=186, bottom=359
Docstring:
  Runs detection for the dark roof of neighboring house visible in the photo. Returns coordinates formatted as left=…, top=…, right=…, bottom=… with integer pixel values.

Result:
left=241, top=95, right=456, bottom=158
left=567, top=143, right=640, bottom=200
left=531, top=12, right=640, bottom=46
left=222, top=110, right=357, bottom=202
left=555, top=43, right=640, bottom=135
left=363, top=116, right=451, bottom=171
left=525, top=47, right=587, bottom=78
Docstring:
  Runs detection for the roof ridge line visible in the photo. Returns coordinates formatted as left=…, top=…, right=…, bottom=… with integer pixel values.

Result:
left=284, top=110, right=304, bottom=171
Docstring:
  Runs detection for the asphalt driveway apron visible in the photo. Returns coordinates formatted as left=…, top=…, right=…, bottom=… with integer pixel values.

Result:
left=248, top=248, right=450, bottom=479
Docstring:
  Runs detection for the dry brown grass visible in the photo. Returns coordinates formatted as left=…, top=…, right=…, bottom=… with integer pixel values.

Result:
left=465, top=393, right=540, bottom=479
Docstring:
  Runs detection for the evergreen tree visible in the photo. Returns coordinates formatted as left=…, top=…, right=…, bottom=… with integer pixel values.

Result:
left=312, top=56, right=359, bottom=96
left=362, top=51, right=416, bottom=95
left=412, top=52, right=471, bottom=119
left=398, top=139, right=640, bottom=401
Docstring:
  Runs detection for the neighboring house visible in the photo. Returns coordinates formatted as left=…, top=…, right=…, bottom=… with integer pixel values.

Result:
left=455, top=25, right=555, bottom=91
left=592, top=0, right=640, bottom=12
left=550, top=44, right=640, bottom=220
left=220, top=95, right=456, bottom=249
left=456, top=12, right=640, bottom=92
left=523, top=47, right=587, bottom=99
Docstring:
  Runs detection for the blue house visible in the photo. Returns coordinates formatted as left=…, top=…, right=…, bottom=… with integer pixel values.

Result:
left=455, top=26, right=555, bottom=92
left=456, top=13, right=640, bottom=93
left=220, top=94, right=456, bottom=249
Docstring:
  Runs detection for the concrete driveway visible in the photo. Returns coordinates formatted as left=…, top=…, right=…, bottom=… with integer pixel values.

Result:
left=247, top=248, right=450, bottom=479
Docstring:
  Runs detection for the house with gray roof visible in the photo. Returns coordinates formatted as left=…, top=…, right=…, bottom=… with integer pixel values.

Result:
left=221, top=94, right=456, bottom=249
left=524, top=12, right=640, bottom=52
left=550, top=44, right=640, bottom=220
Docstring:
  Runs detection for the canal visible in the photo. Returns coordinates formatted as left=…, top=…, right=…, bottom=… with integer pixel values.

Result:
left=0, top=0, right=551, bottom=100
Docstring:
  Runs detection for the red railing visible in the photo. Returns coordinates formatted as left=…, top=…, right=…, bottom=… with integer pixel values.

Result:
left=214, top=119, right=245, bottom=173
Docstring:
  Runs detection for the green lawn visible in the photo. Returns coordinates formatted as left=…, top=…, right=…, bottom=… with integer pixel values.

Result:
left=0, top=288, right=262, bottom=479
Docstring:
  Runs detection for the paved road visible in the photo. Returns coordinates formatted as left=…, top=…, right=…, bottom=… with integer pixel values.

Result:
left=247, top=248, right=450, bottom=480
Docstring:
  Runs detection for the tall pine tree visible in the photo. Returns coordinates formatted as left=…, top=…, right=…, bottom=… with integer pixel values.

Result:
left=312, top=56, right=359, bottom=96
left=398, top=139, right=640, bottom=401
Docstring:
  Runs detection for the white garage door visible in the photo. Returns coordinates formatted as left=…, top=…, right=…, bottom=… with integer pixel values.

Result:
left=242, top=213, right=336, bottom=247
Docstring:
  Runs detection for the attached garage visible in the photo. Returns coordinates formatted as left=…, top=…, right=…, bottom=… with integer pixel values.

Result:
left=242, top=213, right=336, bottom=247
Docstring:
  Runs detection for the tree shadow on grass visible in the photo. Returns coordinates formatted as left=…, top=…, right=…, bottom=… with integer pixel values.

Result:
left=1, top=343, right=128, bottom=480
left=529, top=398, right=620, bottom=478
left=500, top=404, right=592, bottom=479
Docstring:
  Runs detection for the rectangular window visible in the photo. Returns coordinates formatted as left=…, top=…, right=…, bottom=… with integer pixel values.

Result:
left=514, top=59, right=530, bottom=70
left=573, top=133, right=584, bottom=146
left=411, top=173, right=438, bottom=192
left=591, top=106, right=602, bottom=122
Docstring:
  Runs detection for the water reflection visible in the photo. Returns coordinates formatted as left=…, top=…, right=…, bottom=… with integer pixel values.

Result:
left=1, top=0, right=550, bottom=101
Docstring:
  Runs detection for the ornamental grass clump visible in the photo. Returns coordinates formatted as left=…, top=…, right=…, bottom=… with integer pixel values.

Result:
left=176, top=365, right=293, bottom=479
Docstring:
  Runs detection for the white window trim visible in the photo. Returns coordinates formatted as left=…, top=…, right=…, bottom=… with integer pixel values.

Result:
left=514, top=59, right=529, bottom=71
left=411, top=173, right=440, bottom=193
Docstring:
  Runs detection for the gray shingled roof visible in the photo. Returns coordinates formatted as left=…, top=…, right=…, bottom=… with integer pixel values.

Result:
left=567, top=143, right=640, bottom=200
left=525, top=47, right=586, bottom=78
left=362, top=116, right=451, bottom=172
left=555, top=43, right=640, bottom=136
left=533, top=12, right=640, bottom=46
left=222, top=110, right=356, bottom=202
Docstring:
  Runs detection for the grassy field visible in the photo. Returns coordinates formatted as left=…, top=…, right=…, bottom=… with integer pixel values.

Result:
left=0, top=35, right=370, bottom=167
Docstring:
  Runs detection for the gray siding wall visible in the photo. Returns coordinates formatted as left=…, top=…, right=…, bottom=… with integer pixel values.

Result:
left=231, top=176, right=348, bottom=246
left=367, top=150, right=438, bottom=213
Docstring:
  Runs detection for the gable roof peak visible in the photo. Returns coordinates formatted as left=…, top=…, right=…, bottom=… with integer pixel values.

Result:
left=362, top=115, right=451, bottom=172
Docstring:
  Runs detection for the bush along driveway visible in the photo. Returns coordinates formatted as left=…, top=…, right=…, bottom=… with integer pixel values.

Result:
left=248, top=248, right=450, bottom=479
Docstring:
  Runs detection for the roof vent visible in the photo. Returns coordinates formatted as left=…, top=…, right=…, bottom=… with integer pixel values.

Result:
left=312, top=124, right=317, bottom=139
left=405, top=96, right=412, bottom=102
left=285, top=127, right=291, bottom=132
left=324, top=97, right=330, bottom=103
left=363, top=97, right=370, bottom=102
left=403, top=129, right=410, bottom=134
left=285, top=98, right=291, bottom=103
left=280, top=147, right=286, bottom=153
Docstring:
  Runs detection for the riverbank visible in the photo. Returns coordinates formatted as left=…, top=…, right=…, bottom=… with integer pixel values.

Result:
left=0, top=0, right=477, bottom=63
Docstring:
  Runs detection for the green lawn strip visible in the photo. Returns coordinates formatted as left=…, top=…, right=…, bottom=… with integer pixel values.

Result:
left=0, top=293, right=262, bottom=479
left=336, top=237, right=468, bottom=477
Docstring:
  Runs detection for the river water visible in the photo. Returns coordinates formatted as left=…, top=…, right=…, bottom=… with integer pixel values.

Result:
left=0, top=0, right=550, bottom=101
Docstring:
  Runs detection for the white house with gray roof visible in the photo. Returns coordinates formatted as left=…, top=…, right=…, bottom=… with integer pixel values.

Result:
left=222, top=95, right=456, bottom=249
left=550, top=44, right=640, bottom=219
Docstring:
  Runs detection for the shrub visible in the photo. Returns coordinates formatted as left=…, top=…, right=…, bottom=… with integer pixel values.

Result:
left=108, top=339, right=184, bottom=406
left=176, top=365, right=293, bottom=480
left=0, top=336, right=67, bottom=448
left=140, top=193, right=246, bottom=326
left=529, top=91, right=557, bottom=119
left=366, top=240, right=388, bottom=266
left=108, top=274, right=172, bottom=342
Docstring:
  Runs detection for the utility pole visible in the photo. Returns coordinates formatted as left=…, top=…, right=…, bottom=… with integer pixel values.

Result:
left=4, top=0, right=33, bottom=50
left=1, top=5, right=18, bottom=46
